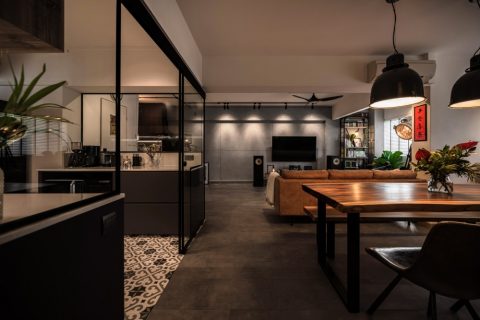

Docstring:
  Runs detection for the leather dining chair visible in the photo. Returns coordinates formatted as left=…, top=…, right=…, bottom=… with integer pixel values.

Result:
left=365, top=221, right=480, bottom=319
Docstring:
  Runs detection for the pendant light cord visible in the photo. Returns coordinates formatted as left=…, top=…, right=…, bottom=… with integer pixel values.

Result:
left=391, top=1, right=399, bottom=54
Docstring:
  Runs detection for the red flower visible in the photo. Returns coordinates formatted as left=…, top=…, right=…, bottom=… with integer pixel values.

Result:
left=455, top=141, right=478, bottom=151
left=415, top=148, right=431, bottom=161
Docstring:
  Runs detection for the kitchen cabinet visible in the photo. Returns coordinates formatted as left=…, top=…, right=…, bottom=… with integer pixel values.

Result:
left=38, top=170, right=114, bottom=193
left=121, top=171, right=178, bottom=235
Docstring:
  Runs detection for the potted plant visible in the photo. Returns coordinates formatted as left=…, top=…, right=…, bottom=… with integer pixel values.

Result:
left=1, top=62, right=71, bottom=148
left=411, top=142, right=480, bottom=193
left=372, top=150, right=404, bottom=169
left=0, top=62, right=71, bottom=202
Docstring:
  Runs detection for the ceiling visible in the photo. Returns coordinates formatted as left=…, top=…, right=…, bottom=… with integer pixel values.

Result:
left=176, top=0, right=480, bottom=56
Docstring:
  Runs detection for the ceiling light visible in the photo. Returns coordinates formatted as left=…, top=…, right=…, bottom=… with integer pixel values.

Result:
left=449, top=0, right=480, bottom=109
left=370, top=0, right=425, bottom=109
left=449, top=55, right=480, bottom=108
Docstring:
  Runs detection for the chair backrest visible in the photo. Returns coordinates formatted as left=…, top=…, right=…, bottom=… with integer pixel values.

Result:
left=406, top=222, right=480, bottom=300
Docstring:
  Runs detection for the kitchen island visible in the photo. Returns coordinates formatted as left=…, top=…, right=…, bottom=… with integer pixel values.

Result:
left=37, top=161, right=189, bottom=234
left=0, top=193, right=124, bottom=319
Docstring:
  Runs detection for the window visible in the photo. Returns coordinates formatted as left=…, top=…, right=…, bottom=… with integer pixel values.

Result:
left=8, top=118, right=63, bottom=156
left=383, top=118, right=410, bottom=156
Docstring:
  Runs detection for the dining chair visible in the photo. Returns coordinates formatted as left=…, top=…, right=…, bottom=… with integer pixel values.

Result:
left=365, top=221, right=480, bottom=319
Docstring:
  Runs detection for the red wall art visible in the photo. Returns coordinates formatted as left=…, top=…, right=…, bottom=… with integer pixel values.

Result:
left=414, top=104, right=427, bottom=141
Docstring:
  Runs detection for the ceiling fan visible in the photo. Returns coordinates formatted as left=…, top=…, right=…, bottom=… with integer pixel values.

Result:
left=292, top=93, right=343, bottom=103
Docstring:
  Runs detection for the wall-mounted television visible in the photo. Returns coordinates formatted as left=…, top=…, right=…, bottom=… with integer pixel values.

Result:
left=272, top=136, right=317, bottom=162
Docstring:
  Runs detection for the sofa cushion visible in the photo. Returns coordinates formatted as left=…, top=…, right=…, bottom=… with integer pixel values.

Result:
left=328, top=169, right=373, bottom=179
left=373, top=169, right=417, bottom=179
left=281, top=169, right=328, bottom=179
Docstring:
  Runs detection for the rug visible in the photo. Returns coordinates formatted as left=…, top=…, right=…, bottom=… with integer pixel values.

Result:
left=124, top=235, right=183, bottom=320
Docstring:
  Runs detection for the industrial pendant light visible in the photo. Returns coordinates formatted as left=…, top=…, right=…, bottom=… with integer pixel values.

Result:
left=449, top=0, right=480, bottom=109
left=370, top=0, right=425, bottom=109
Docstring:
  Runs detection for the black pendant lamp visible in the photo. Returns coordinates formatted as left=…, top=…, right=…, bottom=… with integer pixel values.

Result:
left=370, top=0, right=425, bottom=109
left=449, top=55, right=480, bottom=108
left=449, top=1, right=480, bottom=108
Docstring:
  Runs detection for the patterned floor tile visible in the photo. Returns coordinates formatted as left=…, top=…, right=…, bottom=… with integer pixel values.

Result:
left=124, top=236, right=183, bottom=320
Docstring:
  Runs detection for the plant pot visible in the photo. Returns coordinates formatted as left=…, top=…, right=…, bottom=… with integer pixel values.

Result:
left=427, top=176, right=453, bottom=194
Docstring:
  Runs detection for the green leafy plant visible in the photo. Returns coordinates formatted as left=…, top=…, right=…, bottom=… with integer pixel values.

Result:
left=372, top=150, right=404, bottom=169
left=0, top=62, right=71, bottom=148
left=411, top=142, right=480, bottom=193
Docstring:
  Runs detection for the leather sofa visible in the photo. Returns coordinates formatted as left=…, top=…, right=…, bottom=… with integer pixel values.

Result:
left=273, top=169, right=421, bottom=216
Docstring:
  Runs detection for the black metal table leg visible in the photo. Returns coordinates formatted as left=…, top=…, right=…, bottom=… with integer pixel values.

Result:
left=327, top=222, right=335, bottom=259
left=317, top=200, right=327, bottom=265
left=347, top=212, right=360, bottom=312
left=313, top=197, right=360, bottom=313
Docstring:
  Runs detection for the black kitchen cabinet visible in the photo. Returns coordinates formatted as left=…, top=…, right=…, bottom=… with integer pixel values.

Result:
left=38, top=170, right=114, bottom=193
left=121, top=171, right=178, bottom=235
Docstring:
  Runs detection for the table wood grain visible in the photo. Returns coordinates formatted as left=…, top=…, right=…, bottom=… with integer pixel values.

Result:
left=302, top=182, right=480, bottom=213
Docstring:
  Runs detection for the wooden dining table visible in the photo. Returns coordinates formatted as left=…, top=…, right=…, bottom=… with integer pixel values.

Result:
left=302, top=182, right=480, bottom=313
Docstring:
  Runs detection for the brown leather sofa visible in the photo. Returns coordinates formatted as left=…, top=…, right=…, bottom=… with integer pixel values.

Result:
left=273, top=169, right=421, bottom=216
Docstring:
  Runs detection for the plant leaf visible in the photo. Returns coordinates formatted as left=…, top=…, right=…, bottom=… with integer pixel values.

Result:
left=18, top=63, right=47, bottom=106
left=5, top=65, right=25, bottom=113
left=22, top=103, right=72, bottom=115
left=22, top=80, right=66, bottom=110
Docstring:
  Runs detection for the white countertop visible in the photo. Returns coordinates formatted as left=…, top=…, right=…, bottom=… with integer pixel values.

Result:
left=38, top=166, right=179, bottom=172
left=0, top=193, right=100, bottom=222
left=0, top=193, right=125, bottom=245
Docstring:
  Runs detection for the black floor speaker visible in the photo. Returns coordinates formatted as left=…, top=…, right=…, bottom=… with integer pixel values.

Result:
left=253, top=155, right=264, bottom=187
left=327, top=155, right=342, bottom=169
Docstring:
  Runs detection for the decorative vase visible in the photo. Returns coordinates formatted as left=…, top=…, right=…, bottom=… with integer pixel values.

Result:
left=427, top=175, right=453, bottom=194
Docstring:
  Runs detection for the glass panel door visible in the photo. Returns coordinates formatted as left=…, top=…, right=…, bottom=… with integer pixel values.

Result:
left=179, top=77, right=205, bottom=253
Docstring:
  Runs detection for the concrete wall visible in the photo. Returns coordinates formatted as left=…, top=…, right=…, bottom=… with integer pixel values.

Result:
left=205, top=106, right=339, bottom=182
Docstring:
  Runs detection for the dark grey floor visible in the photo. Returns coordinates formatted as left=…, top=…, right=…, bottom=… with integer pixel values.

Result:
left=149, top=183, right=478, bottom=320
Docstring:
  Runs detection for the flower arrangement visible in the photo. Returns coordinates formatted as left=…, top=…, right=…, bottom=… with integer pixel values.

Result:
left=0, top=61, right=71, bottom=149
left=411, top=141, right=480, bottom=193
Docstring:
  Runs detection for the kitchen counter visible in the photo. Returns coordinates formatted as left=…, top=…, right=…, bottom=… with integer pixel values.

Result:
left=38, top=166, right=179, bottom=172
left=0, top=193, right=124, bottom=318
left=0, top=193, right=124, bottom=244
left=38, top=167, right=114, bottom=172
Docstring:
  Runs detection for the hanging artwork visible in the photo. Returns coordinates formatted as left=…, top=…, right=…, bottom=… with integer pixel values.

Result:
left=414, top=104, right=427, bottom=141
left=110, top=114, right=116, bottom=135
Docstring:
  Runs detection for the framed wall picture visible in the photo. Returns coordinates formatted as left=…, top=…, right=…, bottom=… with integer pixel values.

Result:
left=414, top=104, right=427, bottom=141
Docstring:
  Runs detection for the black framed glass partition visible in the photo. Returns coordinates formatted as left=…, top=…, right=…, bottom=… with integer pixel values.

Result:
left=118, top=0, right=205, bottom=252
left=180, top=78, right=205, bottom=253
left=0, top=0, right=120, bottom=233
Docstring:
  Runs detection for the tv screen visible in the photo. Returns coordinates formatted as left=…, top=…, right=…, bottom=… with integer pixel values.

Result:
left=272, top=136, right=317, bottom=162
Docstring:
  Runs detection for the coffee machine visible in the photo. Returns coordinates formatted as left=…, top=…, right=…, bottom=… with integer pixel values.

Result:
left=83, top=145, right=100, bottom=167
left=67, top=142, right=85, bottom=167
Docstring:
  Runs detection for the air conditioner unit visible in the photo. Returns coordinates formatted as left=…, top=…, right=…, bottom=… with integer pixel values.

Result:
left=366, top=59, right=436, bottom=84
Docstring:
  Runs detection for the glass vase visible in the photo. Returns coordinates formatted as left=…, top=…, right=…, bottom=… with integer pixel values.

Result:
left=427, top=176, right=453, bottom=194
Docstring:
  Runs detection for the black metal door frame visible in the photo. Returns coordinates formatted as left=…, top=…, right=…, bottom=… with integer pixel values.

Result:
left=116, top=0, right=205, bottom=254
